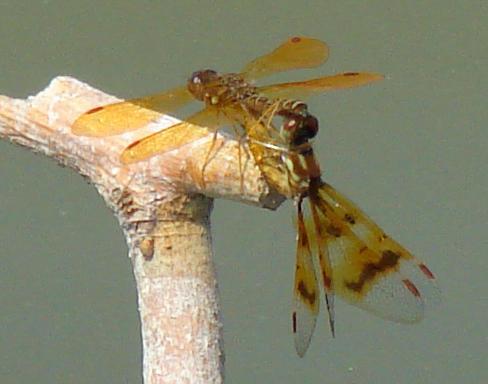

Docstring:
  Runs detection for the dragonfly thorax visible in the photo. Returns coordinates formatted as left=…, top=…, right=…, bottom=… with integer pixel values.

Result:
left=187, top=70, right=257, bottom=107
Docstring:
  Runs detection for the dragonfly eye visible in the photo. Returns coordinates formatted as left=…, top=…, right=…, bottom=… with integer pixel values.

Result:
left=301, top=115, right=318, bottom=139
left=282, top=114, right=319, bottom=146
left=190, top=69, right=218, bottom=84
left=188, top=70, right=219, bottom=101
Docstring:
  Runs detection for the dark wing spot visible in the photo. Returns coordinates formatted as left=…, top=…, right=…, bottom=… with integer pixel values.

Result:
left=291, top=36, right=302, bottom=43
left=326, top=225, right=342, bottom=237
left=297, top=280, right=316, bottom=306
left=299, top=231, right=309, bottom=247
left=344, top=213, right=356, bottom=224
left=419, top=263, right=435, bottom=279
left=343, top=72, right=359, bottom=76
left=345, top=249, right=401, bottom=293
left=322, top=271, right=332, bottom=290
left=402, top=279, right=421, bottom=297
left=87, top=105, right=104, bottom=114
left=292, top=312, right=297, bottom=333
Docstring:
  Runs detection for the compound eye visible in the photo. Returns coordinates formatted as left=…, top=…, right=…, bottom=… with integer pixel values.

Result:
left=302, top=115, right=318, bottom=139
left=190, top=69, right=218, bottom=84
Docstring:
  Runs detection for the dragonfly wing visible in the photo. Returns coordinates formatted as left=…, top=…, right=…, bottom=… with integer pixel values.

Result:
left=308, top=182, right=440, bottom=323
left=120, top=107, right=229, bottom=164
left=125, top=86, right=194, bottom=112
left=72, top=85, right=192, bottom=137
left=258, top=72, right=384, bottom=100
left=308, top=195, right=336, bottom=337
left=241, top=36, right=329, bottom=81
left=293, top=199, right=320, bottom=357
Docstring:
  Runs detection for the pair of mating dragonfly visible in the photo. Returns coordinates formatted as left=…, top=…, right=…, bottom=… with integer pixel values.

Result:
left=72, top=37, right=440, bottom=357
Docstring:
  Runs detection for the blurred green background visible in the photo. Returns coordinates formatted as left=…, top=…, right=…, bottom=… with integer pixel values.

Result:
left=0, top=1, right=486, bottom=383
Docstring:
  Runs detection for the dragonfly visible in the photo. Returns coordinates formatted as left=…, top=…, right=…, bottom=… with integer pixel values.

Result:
left=72, top=36, right=441, bottom=356
left=242, top=106, right=441, bottom=356
left=72, top=36, right=382, bottom=164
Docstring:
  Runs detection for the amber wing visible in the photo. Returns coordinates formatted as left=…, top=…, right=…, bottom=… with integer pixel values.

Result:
left=241, top=36, right=329, bottom=80
left=308, top=182, right=441, bottom=323
left=258, top=72, right=384, bottom=100
left=71, top=86, right=193, bottom=137
left=293, top=199, right=320, bottom=357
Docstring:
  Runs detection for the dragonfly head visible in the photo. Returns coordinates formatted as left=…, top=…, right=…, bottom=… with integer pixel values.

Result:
left=281, top=114, right=319, bottom=146
left=188, top=69, right=220, bottom=103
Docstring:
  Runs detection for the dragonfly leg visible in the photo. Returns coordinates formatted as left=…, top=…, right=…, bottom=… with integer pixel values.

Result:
left=200, top=128, right=222, bottom=189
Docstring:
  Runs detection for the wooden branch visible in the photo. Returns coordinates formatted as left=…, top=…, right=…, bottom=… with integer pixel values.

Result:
left=0, top=77, right=285, bottom=384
